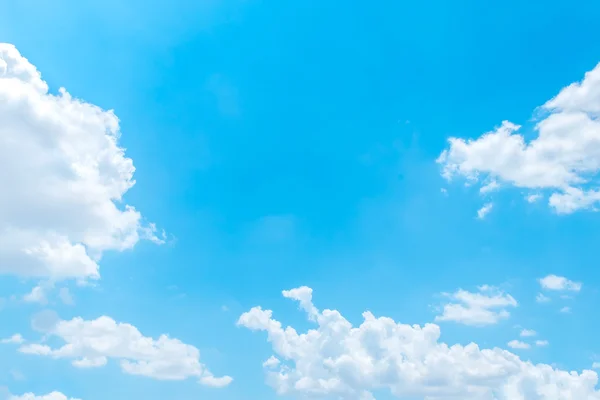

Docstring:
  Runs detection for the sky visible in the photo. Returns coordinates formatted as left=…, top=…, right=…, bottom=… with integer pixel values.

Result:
left=1, top=0, right=600, bottom=399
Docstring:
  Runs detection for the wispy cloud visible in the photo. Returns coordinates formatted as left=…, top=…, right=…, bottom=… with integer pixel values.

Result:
left=435, top=285, right=517, bottom=326
left=477, top=203, right=493, bottom=219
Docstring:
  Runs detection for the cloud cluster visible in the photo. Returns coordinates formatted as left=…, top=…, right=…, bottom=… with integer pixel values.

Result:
left=0, top=43, right=161, bottom=282
left=16, top=315, right=231, bottom=388
left=239, top=286, right=600, bottom=400
left=435, top=285, right=517, bottom=326
left=438, top=62, right=600, bottom=214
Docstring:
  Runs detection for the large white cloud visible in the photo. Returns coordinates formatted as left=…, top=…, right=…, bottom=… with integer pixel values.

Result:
left=9, top=392, right=80, bottom=400
left=438, top=62, right=600, bottom=214
left=0, top=43, right=161, bottom=281
left=16, top=315, right=231, bottom=388
left=239, top=286, right=600, bottom=399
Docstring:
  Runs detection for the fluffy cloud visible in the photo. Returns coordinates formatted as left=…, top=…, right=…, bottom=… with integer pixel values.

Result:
left=17, top=315, right=231, bottom=388
left=0, top=43, right=161, bottom=282
left=438, top=62, right=600, bottom=214
left=539, top=275, right=582, bottom=292
left=9, top=392, right=80, bottom=400
left=239, top=286, right=600, bottom=399
left=536, top=340, right=549, bottom=347
left=434, top=285, right=517, bottom=326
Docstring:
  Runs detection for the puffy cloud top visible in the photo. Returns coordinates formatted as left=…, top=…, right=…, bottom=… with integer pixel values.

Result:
left=239, top=286, right=600, bottom=400
left=0, top=43, right=161, bottom=281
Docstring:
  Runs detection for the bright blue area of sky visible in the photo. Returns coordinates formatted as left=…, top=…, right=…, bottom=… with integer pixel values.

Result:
left=2, top=1, right=600, bottom=399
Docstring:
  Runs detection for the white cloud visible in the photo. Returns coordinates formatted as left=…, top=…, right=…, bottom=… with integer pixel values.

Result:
left=477, top=203, right=493, bottom=219
left=435, top=285, right=517, bottom=326
left=17, top=315, right=231, bottom=387
left=593, top=362, right=600, bottom=370
left=480, top=180, right=500, bottom=195
left=23, top=285, right=47, bottom=305
left=539, top=275, right=582, bottom=292
left=520, top=329, right=537, bottom=337
left=239, top=286, right=600, bottom=399
left=536, top=340, right=550, bottom=347
left=560, top=306, right=572, bottom=314
left=1, top=334, right=24, bottom=344
left=9, top=392, right=80, bottom=400
left=262, top=356, right=280, bottom=368
left=438, top=62, right=600, bottom=214
left=536, top=293, right=551, bottom=303
left=0, top=43, right=162, bottom=282
left=526, top=193, right=543, bottom=203
left=508, top=340, right=530, bottom=350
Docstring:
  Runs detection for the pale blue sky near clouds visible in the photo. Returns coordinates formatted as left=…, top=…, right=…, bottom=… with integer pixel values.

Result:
left=1, top=1, right=600, bottom=399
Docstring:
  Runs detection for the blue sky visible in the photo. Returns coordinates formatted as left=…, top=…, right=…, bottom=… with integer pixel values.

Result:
left=2, top=1, right=600, bottom=399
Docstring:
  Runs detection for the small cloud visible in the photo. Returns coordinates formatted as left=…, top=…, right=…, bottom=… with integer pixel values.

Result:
left=539, top=275, right=581, bottom=292
left=536, top=293, right=551, bottom=303
left=526, top=193, right=542, bottom=203
left=477, top=203, right=493, bottom=219
left=480, top=180, right=500, bottom=195
left=508, top=340, right=530, bottom=350
left=435, top=285, right=517, bottom=326
left=593, top=362, right=600, bottom=370
left=1, top=334, right=24, bottom=344
left=535, top=340, right=549, bottom=347
left=262, top=356, right=280, bottom=368
left=440, top=188, right=448, bottom=196
left=23, top=285, right=47, bottom=305
left=559, top=306, right=571, bottom=313
left=199, top=375, right=233, bottom=388
left=520, top=329, right=537, bottom=337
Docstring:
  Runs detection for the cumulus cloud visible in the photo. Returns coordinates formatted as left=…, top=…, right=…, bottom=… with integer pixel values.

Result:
left=9, top=392, right=80, bottom=400
left=536, top=340, right=550, bottom=347
left=539, top=275, right=582, bottom=292
left=438, top=62, right=600, bottom=214
left=0, top=43, right=162, bottom=282
left=434, top=285, right=517, bottom=326
left=17, top=315, right=231, bottom=387
left=239, top=286, right=600, bottom=399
